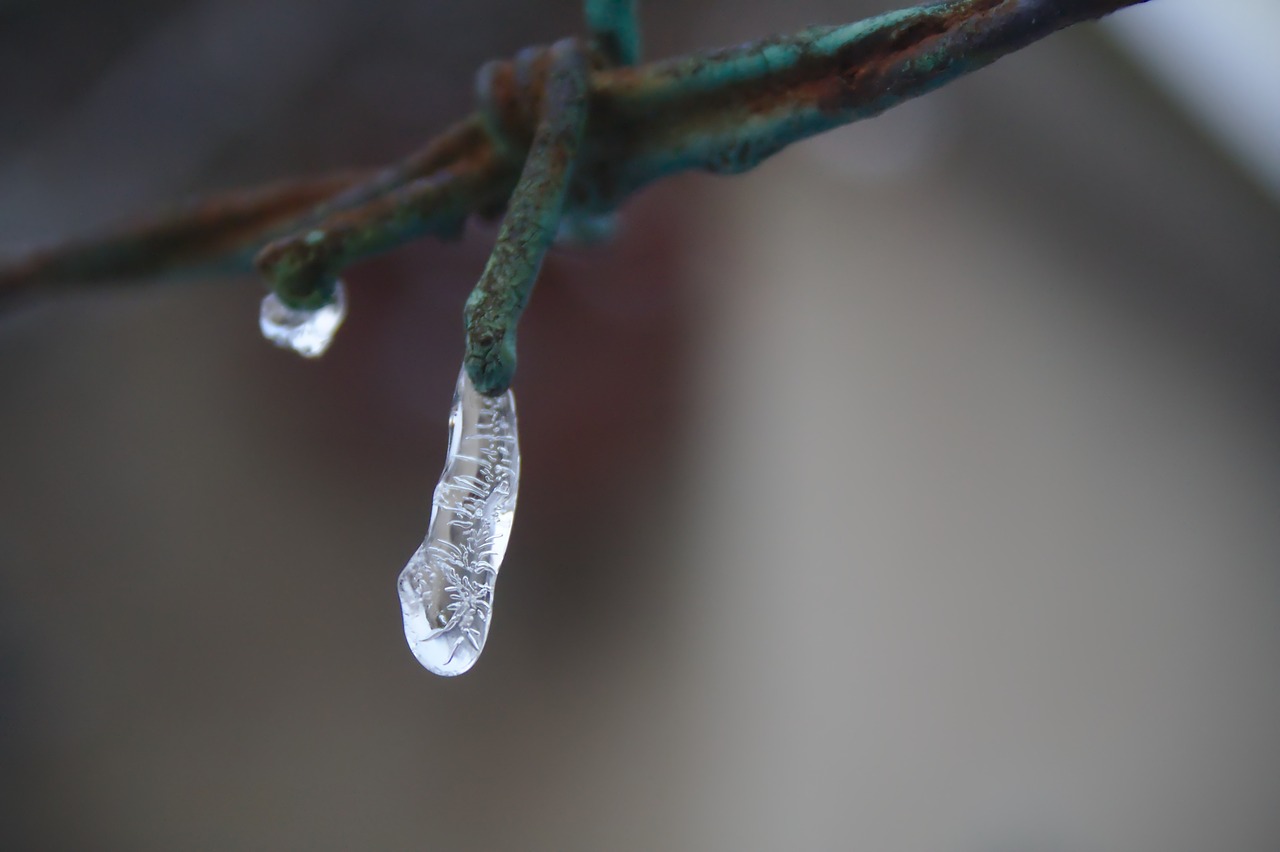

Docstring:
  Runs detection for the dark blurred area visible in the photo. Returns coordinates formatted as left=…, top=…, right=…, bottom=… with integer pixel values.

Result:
left=1, top=1, right=1278, bottom=849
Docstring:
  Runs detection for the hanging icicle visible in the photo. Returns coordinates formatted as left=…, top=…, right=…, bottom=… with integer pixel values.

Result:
left=396, top=365, right=521, bottom=676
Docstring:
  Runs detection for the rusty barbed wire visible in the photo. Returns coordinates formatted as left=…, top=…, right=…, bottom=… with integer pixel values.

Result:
left=0, top=0, right=1150, bottom=393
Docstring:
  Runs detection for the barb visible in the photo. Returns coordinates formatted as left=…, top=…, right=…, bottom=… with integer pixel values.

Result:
left=464, top=39, right=591, bottom=396
left=0, top=0, right=1149, bottom=390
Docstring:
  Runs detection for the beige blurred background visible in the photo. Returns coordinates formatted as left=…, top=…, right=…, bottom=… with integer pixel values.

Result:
left=2, top=1, right=1279, bottom=850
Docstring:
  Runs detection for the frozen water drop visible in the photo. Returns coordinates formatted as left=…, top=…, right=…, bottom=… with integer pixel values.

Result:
left=259, top=280, right=347, bottom=357
left=397, top=364, right=519, bottom=676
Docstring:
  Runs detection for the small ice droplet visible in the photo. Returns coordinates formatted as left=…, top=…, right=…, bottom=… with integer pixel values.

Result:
left=259, top=280, right=347, bottom=357
left=397, top=365, right=519, bottom=676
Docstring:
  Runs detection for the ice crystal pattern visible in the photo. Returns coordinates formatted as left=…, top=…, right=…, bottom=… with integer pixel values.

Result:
left=259, top=279, right=347, bottom=357
left=397, top=365, right=520, bottom=676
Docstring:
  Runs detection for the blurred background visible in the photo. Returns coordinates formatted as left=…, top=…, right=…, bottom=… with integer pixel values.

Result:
left=1, top=0, right=1278, bottom=849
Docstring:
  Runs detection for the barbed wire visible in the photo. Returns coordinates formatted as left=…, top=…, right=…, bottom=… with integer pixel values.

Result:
left=0, top=0, right=1149, bottom=393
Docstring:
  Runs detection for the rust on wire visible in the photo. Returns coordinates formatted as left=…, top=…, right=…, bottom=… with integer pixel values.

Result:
left=0, top=172, right=366, bottom=307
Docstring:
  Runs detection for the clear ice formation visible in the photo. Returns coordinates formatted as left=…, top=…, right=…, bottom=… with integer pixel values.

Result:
left=259, top=280, right=347, bottom=357
left=397, top=365, right=520, bottom=676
